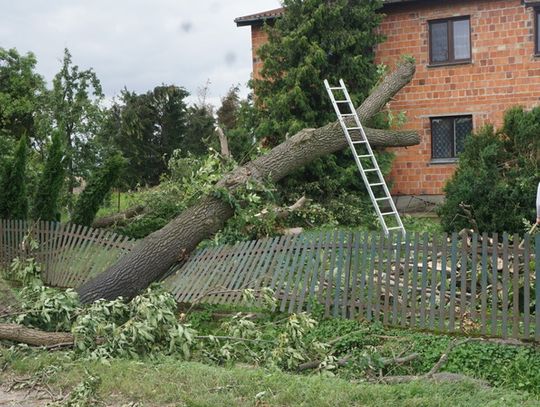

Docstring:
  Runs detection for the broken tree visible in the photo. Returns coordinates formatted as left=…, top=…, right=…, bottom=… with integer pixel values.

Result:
left=77, top=61, right=419, bottom=303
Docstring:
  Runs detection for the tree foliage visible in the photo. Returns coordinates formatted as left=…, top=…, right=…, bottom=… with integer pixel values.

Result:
left=439, top=106, right=540, bottom=234
left=216, top=87, right=259, bottom=163
left=0, top=48, right=46, bottom=144
left=253, top=0, right=384, bottom=145
left=48, top=48, right=104, bottom=186
left=0, top=135, right=29, bottom=219
left=248, top=0, right=387, bottom=223
left=99, top=85, right=191, bottom=187
left=71, top=154, right=125, bottom=226
left=32, top=131, right=65, bottom=221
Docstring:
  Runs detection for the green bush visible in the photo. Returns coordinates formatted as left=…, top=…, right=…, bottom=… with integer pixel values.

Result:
left=32, top=131, right=65, bottom=221
left=0, top=135, right=29, bottom=219
left=439, top=106, right=540, bottom=234
left=71, top=154, right=125, bottom=226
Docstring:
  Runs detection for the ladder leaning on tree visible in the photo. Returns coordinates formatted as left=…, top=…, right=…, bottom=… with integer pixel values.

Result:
left=324, top=79, right=406, bottom=237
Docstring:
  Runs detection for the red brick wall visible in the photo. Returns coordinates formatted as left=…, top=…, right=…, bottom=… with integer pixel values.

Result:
left=245, top=1, right=540, bottom=196
left=377, top=0, right=540, bottom=195
left=251, top=25, right=269, bottom=80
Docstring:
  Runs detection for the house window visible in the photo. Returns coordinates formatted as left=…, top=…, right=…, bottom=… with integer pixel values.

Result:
left=429, top=17, right=471, bottom=64
left=431, top=116, right=473, bottom=160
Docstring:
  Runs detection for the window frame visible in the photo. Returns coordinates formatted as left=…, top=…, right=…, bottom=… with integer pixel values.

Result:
left=428, top=16, right=472, bottom=66
left=533, top=6, right=540, bottom=57
left=430, top=115, right=473, bottom=162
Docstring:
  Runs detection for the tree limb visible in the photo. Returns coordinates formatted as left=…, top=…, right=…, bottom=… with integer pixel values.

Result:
left=0, top=323, right=74, bottom=347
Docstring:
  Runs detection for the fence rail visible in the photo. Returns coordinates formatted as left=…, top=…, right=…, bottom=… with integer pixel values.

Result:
left=0, top=219, right=137, bottom=288
left=164, top=231, right=540, bottom=342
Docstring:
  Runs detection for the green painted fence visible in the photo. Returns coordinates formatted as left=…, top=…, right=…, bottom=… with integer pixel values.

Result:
left=1, top=220, right=538, bottom=342
left=164, top=231, right=539, bottom=342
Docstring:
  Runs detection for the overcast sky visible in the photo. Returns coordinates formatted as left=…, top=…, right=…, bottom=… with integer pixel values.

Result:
left=1, top=0, right=281, bottom=107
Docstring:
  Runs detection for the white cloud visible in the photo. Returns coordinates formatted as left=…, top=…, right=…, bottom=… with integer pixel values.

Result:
left=1, top=0, right=280, bottom=107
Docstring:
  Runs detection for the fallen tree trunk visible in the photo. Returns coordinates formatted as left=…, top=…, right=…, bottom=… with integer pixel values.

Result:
left=0, top=323, right=74, bottom=347
left=92, top=205, right=146, bottom=228
left=77, top=61, right=418, bottom=303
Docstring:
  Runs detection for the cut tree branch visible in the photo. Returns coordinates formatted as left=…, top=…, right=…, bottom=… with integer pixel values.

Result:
left=92, top=205, right=146, bottom=228
left=0, top=323, right=74, bottom=347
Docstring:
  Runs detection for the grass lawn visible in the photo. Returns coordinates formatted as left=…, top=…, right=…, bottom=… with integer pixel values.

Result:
left=2, top=352, right=539, bottom=407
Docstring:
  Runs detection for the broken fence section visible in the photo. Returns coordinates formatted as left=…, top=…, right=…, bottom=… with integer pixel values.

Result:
left=0, top=219, right=137, bottom=288
left=164, top=231, right=540, bottom=342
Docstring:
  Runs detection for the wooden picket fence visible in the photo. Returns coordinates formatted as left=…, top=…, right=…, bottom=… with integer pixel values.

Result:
left=1, top=219, right=539, bottom=342
left=164, top=231, right=540, bottom=342
left=0, top=219, right=137, bottom=288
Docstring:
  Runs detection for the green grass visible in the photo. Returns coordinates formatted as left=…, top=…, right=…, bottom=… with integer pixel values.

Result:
left=2, top=351, right=539, bottom=407
left=95, top=189, right=146, bottom=219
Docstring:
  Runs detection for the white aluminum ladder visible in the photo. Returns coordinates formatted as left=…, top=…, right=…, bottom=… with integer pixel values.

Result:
left=324, top=79, right=405, bottom=237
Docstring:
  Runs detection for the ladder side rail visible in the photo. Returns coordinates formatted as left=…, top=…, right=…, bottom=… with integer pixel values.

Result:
left=324, top=80, right=390, bottom=233
left=339, top=79, right=406, bottom=236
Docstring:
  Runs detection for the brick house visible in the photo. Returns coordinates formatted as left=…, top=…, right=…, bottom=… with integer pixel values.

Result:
left=235, top=1, right=540, bottom=207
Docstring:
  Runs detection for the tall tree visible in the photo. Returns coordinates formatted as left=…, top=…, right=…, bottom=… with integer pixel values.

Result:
left=0, top=135, right=29, bottom=219
left=184, top=103, right=215, bottom=156
left=0, top=48, right=46, bottom=146
left=71, top=154, right=125, bottom=227
left=99, top=85, right=191, bottom=187
left=76, top=61, right=418, bottom=303
left=32, top=131, right=65, bottom=221
left=49, top=48, right=104, bottom=190
left=217, top=85, right=240, bottom=131
left=253, top=0, right=384, bottom=145
left=252, top=0, right=387, bottom=213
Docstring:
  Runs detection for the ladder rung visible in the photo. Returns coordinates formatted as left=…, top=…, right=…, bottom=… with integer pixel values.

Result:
left=375, top=197, right=391, bottom=201
left=369, top=183, right=384, bottom=186
left=329, top=86, right=345, bottom=90
left=335, top=100, right=349, bottom=103
left=364, top=168, right=377, bottom=172
left=381, top=211, right=396, bottom=216
left=387, top=227, right=403, bottom=231
left=357, top=154, right=372, bottom=158
left=341, top=113, right=355, bottom=117
left=352, top=140, right=367, bottom=144
left=347, top=127, right=361, bottom=130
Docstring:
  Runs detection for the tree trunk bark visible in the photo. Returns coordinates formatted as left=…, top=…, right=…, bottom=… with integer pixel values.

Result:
left=92, top=205, right=146, bottom=228
left=216, top=126, right=231, bottom=159
left=77, top=61, right=417, bottom=303
left=0, top=323, right=74, bottom=347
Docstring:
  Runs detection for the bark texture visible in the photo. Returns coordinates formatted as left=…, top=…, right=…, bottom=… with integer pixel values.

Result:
left=0, top=323, right=74, bottom=347
left=77, top=61, right=417, bottom=303
left=92, top=205, right=146, bottom=228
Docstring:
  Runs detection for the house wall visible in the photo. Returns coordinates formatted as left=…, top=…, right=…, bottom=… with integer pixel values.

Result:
left=251, top=24, right=268, bottom=80
left=244, top=0, right=540, bottom=199
left=377, top=0, right=540, bottom=196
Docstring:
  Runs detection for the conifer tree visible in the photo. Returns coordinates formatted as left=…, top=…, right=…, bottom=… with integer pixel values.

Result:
left=71, top=154, right=124, bottom=226
left=253, top=0, right=384, bottom=145
left=0, top=135, right=29, bottom=219
left=32, top=131, right=65, bottom=221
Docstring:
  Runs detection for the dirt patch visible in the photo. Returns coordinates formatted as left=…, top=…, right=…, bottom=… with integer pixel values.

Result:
left=0, top=386, right=50, bottom=406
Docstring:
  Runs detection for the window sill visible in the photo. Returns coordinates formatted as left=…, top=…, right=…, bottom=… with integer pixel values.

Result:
left=427, top=61, right=472, bottom=68
left=429, top=158, right=458, bottom=165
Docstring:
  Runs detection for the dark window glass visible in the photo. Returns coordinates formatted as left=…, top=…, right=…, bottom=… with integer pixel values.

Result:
left=431, top=22, right=449, bottom=63
left=431, top=116, right=473, bottom=159
left=429, top=17, right=471, bottom=64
